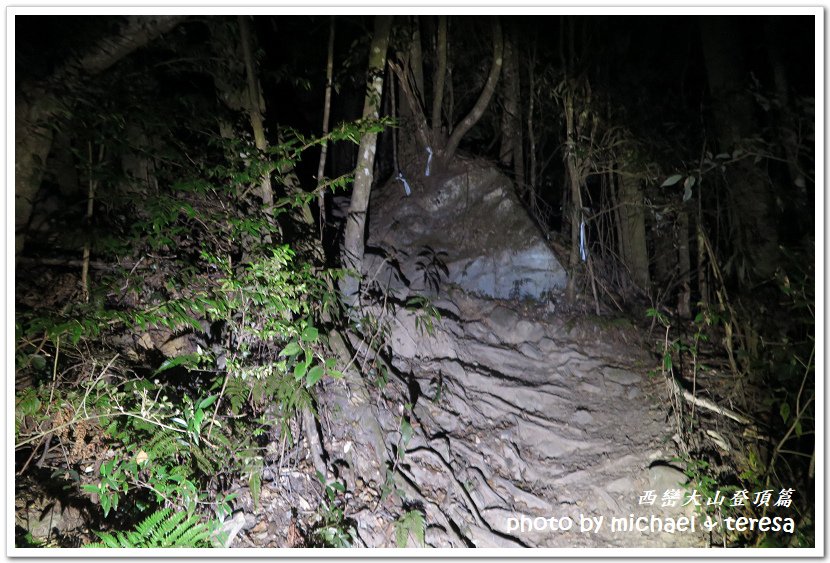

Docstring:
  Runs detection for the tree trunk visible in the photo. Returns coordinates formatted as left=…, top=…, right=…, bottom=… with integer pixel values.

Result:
left=340, top=15, right=393, bottom=310
left=499, top=32, right=517, bottom=168
left=440, top=17, right=503, bottom=167
left=238, top=16, right=276, bottom=242
left=498, top=25, right=524, bottom=194
left=508, top=24, right=525, bottom=194
left=617, top=172, right=651, bottom=291
left=431, top=16, right=447, bottom=134
left=527, top=49, right=537, bottom=192
left=15, top=15, right=184, bottom=256
left=700, top=16, right=778, bottom=279
left=407, top=17, right=425, bottom=105
left=563, top=92, right=583, bottom=304
left=316, top=16, right=336, bottom=240
left=652, top=216, right=674, bottom=295
left=677, top=208, right=691, bottom=318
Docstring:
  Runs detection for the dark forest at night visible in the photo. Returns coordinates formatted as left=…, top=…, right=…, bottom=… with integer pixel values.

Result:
left=13, top=12, right=816, bottom=550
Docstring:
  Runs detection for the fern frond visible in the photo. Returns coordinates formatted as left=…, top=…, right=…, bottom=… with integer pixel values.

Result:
left=135, top=506, right=172, bottom=538
left=191, top=444, right=216, bottom=474
left=145, top=430, right=180, bottom=461
left=394, top=509, right=426, bottom=548
left=85, top=507, right=214, bottom=548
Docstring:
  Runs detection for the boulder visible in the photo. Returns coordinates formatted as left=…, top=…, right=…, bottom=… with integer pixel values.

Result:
left=365, top=161, right=567, bottom=300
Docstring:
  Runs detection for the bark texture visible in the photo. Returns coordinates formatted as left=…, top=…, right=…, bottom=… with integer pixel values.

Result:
left=618, top=173, right=651, bottom=291
left=340, top=15, right=393, bottom=310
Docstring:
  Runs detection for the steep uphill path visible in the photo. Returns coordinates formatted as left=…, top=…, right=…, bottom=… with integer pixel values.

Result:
left=317, top=287, right=709, bottom=549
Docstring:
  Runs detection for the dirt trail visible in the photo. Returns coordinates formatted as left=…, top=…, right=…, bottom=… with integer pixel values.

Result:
left=320, top=288, right=709, bottom=548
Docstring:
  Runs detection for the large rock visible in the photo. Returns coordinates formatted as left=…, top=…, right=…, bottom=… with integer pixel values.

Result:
left=365, top=162, right=567, bottom=300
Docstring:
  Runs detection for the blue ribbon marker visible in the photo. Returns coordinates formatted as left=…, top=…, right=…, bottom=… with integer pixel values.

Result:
left=425, top=146, right=433, bottom=177
left=396, top=172, right=411, bottom=196
left=579, top=218, right=588, bottom=262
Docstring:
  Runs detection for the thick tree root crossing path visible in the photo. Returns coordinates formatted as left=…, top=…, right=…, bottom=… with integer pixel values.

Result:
left=319, top=288, right=709, bottom=549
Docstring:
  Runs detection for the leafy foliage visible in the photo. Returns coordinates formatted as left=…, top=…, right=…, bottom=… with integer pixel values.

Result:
left=14, top=57, right=385, bottom=542
left=309, top=473, right=356, bottom=548
left=394, top=509, right=426, bottom=548
left=85, top=507, right=215, bottom=548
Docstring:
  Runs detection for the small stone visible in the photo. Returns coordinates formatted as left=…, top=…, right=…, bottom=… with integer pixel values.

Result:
left=648, top=463, right=688, bottom=491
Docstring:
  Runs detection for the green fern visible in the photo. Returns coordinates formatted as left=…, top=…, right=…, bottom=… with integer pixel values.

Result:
left=144, top=429, right=180, bottom=461
left=85, top=508, right=214, bottom=548
left=394, top=509, right=426, bottom=548
left=191, top=443, right=216, bottom=475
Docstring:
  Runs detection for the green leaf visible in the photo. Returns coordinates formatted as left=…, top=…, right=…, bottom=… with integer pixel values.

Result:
left=661, top=174, right=683, bottom=187
left=301, top=325, right=319, bottom=343
left=306, top=365, right=324, bottom=388
left=197, top=395, right=218, bottom=410
left=280, top=341, right=302, bottom=357
left=82, top=484, right=100, bottom=495
left=249, top=470, right=262, bottom=511
left=779, top=402, right=791, bottom=424
left=153, top=353, right=200, bottom=376
left=29, top=354, right=47, bottom=370
left=294, top=361, right=308, bottom=380
left=17, top=391, right=41, bottom=416
left=400, top=418, right=414, bottom=447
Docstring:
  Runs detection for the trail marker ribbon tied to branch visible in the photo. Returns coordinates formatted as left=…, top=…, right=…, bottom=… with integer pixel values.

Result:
left=396, top=172, right=412, bottom=196
left=579, top=217, right=588, bottom=262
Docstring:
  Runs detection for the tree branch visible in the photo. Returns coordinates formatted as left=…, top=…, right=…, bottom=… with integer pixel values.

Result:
left=442, top=17, right=503, bottom=164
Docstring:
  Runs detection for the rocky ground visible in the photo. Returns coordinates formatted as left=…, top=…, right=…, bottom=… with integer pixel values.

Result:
left=224, top=286, right=709, bottom=549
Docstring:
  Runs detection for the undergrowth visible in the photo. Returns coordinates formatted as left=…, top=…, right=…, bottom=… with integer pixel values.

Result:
left=647, top=249, right=814, bottom=547
left=14, top=89, right=386, bottom=547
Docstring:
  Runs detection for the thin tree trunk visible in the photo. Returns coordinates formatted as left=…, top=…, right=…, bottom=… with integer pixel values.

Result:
left=238, top=15, right=275, bottom=243
left=447, top=59, right=454, bottom=134
left=408, top=17, right=425, bottom=104
left=618, top=172, right=650, bottom=291
left=696, top=181, right=709, bottom=307
left=498, top=24, right=524, bottom=196
left=509, top=24, right=525, bottom=194
left=390, top=60, right=431, bottom=156
left=431, top=16, right=447, bottom=135
left=498, top=31, right=516, bottom=168
left=564, top=92, right=582, bottom=304
left=608, top=171, right=627, bottom=277
left=677, top=208, right=691, bottom=318
left=316, top=16, right=336, bottom=241
left=441, top=17, right=503, bottom=166
left=527, top=49, right=537, bottom=192
left=81, top=142, right=104, bottom=303
left=340, top=15, right=393, bottom=310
